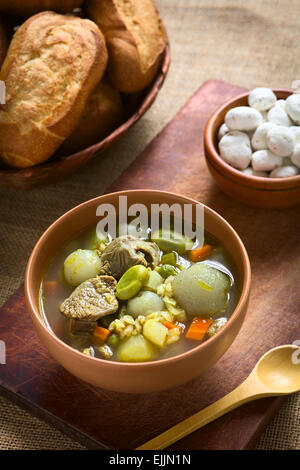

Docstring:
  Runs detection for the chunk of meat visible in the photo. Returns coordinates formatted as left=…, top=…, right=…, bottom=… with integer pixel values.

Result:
left=99, top=235, right=160, bottom=278
left=68, top=319, right=97, bottom=336
left=60, top=275, right=118, bottom=321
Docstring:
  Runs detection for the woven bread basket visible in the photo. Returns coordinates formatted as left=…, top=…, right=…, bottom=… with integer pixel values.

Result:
left=0, top=40, right=170, bottom=189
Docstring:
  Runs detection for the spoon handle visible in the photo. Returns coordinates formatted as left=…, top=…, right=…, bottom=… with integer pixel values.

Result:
left=136, top=376, right=267, bottom=450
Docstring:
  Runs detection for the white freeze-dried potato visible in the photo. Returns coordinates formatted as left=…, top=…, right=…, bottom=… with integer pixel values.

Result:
left=251, top=122, right=275, bottom=150
left=267, top=105, right=292, bottom=127
left=241, top=167, right=268, bottom=177
left=291, top=144, right=300, bottom=167
left=217, top=90, right=300, bottom=179
left=248, top=87, right=276, bottom=111
left=290, top=126, right=300, bottom=143
left=225, top=106, right=263, bottom=131
left=276, top=99, right=287, bottom=110
left=266, top=126, right=295, bottom=157
left=217, top=123, right=229, bottom=141
left=252, top=150, right=282, bottom=171
left=270, top=165, right=299, bottom=178
left=219, top=131, right=252, bottom=169
left=286, top=93, right=300, bottom=125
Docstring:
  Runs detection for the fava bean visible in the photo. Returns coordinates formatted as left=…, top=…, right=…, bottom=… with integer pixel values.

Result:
left=158, top=264, right=178, bottom=279
left=151, top=229, right=193, bottom=254
left=116, top=265, right=149, bottom=300
left=161, top=252, right=177, bottom=266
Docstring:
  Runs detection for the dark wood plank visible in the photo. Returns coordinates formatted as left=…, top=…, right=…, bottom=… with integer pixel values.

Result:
left=0, top=80, right=299, bottom=450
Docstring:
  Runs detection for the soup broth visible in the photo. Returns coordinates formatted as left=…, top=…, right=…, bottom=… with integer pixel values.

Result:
left=39, top=222, right=240, bottom=363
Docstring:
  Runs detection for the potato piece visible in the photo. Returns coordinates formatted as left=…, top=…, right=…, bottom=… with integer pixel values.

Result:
left=117, top=334, right=156, bottom=362
left=143, top=319, right=168, bottom=348
left=172, top=263, right=230, bottom=316
left=127, top=291, right=164, bottom=318
left=143, top=270, right=164, bottom=292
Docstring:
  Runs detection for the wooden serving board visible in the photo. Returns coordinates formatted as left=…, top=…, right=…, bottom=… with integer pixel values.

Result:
left=0, top=80, right=299, bottom=450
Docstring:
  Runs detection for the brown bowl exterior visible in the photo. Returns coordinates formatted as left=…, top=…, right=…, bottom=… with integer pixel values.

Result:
left=204, top=89, right=300, bottom=208
left=0, top=43, right=170, bottom=190
left=25, top=190, right=251, bottom=393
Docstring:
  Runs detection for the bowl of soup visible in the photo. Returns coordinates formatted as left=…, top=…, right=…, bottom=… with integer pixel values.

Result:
left=25, top=190, right=251, bottom=393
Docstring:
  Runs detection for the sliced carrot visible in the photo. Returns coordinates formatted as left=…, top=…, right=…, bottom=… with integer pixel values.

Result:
left=162, top=320, right=177, bottom=330
left=185, top=317, right=213, bottom=341
left=92, top=326, right=110, bottom=344
left=162, top=321, right=184, bottom=333
left=189, top=244, right=212, bottom=262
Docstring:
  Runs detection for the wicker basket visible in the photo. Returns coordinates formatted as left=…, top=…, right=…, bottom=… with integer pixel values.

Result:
left=0, top=42, right=170, bottom=189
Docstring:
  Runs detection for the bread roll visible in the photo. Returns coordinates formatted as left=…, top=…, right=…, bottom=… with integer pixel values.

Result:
left=86, top=0, right=166, bottom=93
left=0, top=17, right=9, bottom=68
left=0, top=1, right=83, bottom=16
left=0, top=12, right=108, bottom=168
left=60, top=79, right=123, bottom=154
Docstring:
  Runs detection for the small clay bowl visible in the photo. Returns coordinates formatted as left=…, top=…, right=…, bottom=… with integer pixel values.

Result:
left=25, top=190, right=251, bottom=394
left=204, top=89, right=300, bottom=208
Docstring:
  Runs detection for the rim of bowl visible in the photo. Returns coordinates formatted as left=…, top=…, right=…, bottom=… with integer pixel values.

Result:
left=204, top=88, right=300, bottom=189
left=25, top=189, right=251, bottom=369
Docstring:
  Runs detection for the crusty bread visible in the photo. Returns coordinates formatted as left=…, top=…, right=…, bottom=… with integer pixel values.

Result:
left=86, top=0, right=166, bottom=93
left=0, top=1, right=83, bottom=16
left=60, top=78, right=123, bottom=154
left=0, top=17, right=9, bottom=68
left=0, top=12, right=108, bottom=168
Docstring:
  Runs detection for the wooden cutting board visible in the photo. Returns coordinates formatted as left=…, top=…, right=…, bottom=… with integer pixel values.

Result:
left=0, top=80, right=299, bottom=450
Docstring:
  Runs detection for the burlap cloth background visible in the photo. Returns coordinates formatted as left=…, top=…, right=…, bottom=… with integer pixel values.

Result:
left=0, top=0, right=299, bottom=450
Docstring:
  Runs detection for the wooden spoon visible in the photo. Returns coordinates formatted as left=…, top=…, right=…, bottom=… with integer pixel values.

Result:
left=137, top=345, right=300, bottom=450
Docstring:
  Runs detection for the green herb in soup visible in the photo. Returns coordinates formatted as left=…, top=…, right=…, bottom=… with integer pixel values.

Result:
left=39, top=224, right=239, bottom=363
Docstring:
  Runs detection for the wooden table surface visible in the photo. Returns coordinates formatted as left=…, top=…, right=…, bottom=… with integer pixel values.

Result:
left=0, top=79, right=299, bottom=450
